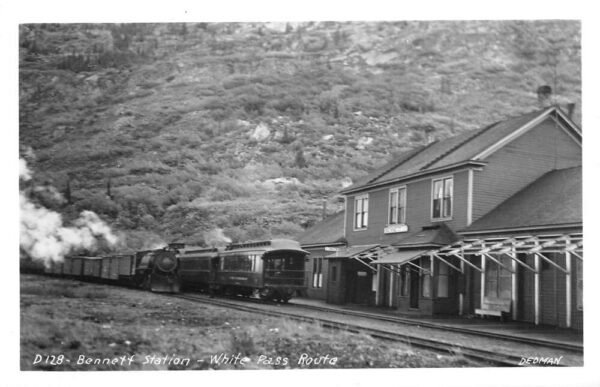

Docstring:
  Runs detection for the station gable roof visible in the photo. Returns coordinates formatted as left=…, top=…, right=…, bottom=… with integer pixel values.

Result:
left=342, top=107, right=581, bottom=194
left=297, top=211, right=345, bottom=247
left=461, top=166, right=582, bottom=235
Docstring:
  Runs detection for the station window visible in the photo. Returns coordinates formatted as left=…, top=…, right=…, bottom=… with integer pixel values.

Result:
left=432, top=177, right=453, bottom=220
left=222, top=254, right=253, bottom=272
left=388, top=187, right=407, bottom=225
left=484, top=255, right=512, bottom=299
left=354, top=194, right=369, bottom=229
left=312, top=258, right=323, bottom=288
left=437, top=261, right=449, bottom=298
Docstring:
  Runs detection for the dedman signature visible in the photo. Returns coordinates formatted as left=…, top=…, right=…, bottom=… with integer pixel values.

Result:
left=518, top=356, right=563, bottom=366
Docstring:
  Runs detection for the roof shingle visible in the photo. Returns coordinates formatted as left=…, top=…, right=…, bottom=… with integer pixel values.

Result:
left=344, top=108, right=557, bottom=192
left=461, top=166, right=582, bottom=233
left=297, top=211, right=345, bottom=247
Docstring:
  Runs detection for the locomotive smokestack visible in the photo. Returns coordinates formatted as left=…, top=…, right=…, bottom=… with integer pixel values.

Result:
left=204, top=228, right=232, bottom=247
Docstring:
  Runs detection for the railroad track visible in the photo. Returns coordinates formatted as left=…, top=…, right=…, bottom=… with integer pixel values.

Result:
left=170, top=293, right=564, bottom=367
left=287, top=301, right=583, bottom=353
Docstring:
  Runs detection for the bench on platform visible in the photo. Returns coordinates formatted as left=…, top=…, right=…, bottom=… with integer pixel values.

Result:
left=475, top=297, right=511, bottom=321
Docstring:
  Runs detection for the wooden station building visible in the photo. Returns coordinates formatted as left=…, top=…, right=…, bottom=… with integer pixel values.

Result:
left=298, top=106, right=583, bottom=329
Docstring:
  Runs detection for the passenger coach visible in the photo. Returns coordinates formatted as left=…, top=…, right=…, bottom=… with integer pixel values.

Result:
left=178, top=239, right=308, bottom=302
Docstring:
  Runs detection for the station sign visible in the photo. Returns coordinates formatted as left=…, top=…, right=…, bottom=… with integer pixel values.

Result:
left=384, top=224, right=408, bottom=234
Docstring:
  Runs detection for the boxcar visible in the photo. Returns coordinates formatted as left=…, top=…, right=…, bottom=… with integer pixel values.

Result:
left=118, top=254, right=135, bottom=278
left=99, top=255, right=122, bottom=281
left=70, top=256, right=84, bottom=278
left=101, top=256, right=111, bottom=279
left=63, top=256, right=73, bottom=276
left=43, top=261, right=54, bottom=275
left=52, top=261, right=63, bottom=275
left=177, top=247, right=219, bottom=291
left=83, top=257, right=102, bottom=278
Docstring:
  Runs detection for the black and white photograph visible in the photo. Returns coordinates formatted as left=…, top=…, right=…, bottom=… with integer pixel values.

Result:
left=5, top=1, right=600, bottom=386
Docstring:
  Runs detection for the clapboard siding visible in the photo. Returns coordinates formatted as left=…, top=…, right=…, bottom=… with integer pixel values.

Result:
left=472, top=117, right=581, bottom=222
left=345, top=170, right=469, bottom=246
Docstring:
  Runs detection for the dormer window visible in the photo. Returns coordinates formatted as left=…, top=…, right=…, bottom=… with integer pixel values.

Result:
left=389, top=187, right=406, bottom=225
left=354, top=194, right=369, bottom=230
left=432, top=177, right=453, bottom=220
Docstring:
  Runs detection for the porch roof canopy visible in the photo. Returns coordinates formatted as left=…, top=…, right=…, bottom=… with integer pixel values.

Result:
left=434, top=233, right=583, bottom=256
left=372, top=250, right=429, bottom=265
left=372, top=232, right=583, bottom=275
left=324, top=244, right=380, bottom=259
left=324, top=244, right=384, bottom=273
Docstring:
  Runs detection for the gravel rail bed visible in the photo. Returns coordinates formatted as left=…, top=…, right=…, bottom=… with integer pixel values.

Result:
left=172, top=293, right=583, bottom=367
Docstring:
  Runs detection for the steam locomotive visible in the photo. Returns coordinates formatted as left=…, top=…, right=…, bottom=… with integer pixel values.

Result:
left=41, top=239, right=308, bottom=302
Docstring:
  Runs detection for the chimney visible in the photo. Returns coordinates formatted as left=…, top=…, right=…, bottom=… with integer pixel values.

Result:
left=322, top=198, right=328, bottom=220
left=566, top=103, right=576, bottom=119
left=537, top=85, right=552, bottom=108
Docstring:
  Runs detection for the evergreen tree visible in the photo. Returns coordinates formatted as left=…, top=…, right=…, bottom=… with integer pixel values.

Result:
left=106, top=178, right=113, bottom=199
left=295, top=149, right=307, bottom=168
left=64, top=178, right=71, bottom=204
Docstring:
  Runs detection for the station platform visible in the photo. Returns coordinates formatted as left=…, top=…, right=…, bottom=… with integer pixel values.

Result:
left=290, top=297, right=583, bottom=348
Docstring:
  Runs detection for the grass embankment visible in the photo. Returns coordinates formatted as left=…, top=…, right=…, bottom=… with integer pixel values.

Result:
left=21, top=274, right=480, bottom=370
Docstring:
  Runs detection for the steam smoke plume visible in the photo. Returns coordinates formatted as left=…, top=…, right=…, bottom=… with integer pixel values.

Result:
left=19, top=158, right=31, bottom=181
left=204, top=228, right=232, bottom=247
left=20, top=158, right=118, bottom=266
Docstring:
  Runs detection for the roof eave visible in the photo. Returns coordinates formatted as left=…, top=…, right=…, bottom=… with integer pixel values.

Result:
left=300, top=241, right=347, bottom=249
left=459, top=222, right=583, bottom=236
left=340, top=160, right=487, bottom=195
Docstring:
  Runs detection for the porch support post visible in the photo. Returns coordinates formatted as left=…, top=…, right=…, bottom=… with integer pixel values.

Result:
left=430, top=254, right=435, bottom=298
left=459, top=260, right=465, bottom=316
left=534, top=253, right=540, bottom=325
left=511, top=249, right=518, bottom=321
left=389, top=268, right=394, bottom=307
left=480, top=254, right=486, bottom=308
left=566, top=236, right=572, bottom=328
left=375, top=264, right=381, bottom=306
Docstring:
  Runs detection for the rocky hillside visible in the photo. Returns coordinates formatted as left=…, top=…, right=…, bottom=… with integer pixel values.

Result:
left=18, top=21, right=581, bottom=250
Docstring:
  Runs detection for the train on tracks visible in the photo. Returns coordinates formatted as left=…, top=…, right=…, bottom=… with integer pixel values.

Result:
left=38, top=239, right=308, bottom=302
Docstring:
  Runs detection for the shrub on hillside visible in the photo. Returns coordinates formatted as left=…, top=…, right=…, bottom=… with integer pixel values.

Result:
left=74, top=191, right=119, bottom=218
left=113, top=185, right=164, bottom=219
left=270, top=221, right=304, bottom=238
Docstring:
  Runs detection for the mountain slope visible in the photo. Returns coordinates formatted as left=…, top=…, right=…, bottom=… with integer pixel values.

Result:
left=18, top=21, right=581, bottom=249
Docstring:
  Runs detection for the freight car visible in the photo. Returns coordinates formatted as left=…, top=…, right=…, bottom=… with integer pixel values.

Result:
left=31, top=239, right=308, bottom=301
left=177, top=239, right=308, bottom=302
